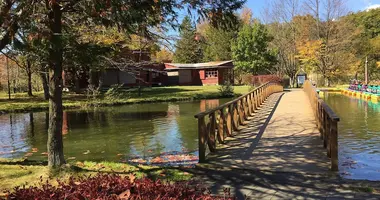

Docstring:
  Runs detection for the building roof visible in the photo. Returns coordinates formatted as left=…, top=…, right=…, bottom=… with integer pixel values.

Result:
left=165, top=60, right=233, bottom=70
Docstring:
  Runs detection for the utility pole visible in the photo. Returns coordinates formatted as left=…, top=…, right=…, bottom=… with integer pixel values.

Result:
left=365, top=56, right=368, bottom=85
left=6, top=56, right=10, bottom=100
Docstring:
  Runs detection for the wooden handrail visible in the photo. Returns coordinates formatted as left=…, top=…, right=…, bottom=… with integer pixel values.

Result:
left=194, top=82, right=269, bottom=118
left=195, top=81, right=284, bottom=162
left=303, top=80, right=339, bottom=171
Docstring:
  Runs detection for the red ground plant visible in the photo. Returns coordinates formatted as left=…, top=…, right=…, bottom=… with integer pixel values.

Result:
left=5, top=174, right=236, bottom=200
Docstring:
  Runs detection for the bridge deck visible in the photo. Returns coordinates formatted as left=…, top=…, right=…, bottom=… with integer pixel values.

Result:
left=191, top=89, right=380, bottom=199
left=207, top=89, right=329, bottom=173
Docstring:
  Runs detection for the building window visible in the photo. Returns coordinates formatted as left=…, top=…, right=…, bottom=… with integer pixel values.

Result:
left=205, top=69, right=217, bottom=78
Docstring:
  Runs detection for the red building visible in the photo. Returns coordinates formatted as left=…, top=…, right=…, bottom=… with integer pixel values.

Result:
left=63, top=49, right=168, bottom=90
left=164, top=61, right=234, bottom=86
left=101, top=63, right=167, bottom=87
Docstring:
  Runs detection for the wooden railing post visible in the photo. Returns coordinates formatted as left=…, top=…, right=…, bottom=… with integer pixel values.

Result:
left=198, top=117, right=206, bottom=162
left=327, top=116, right=331, bottom=158
left=303, top=80, right=340, bottom=172
left=330, top=120, right=338, bottom=171
left=233, top=103, right=239, bottom=131
left=195, top=81, right=282, bottom=162
left=227, top=105, right=233, bottom=136
left=208, top=113, right=216, bottom=152
left=238, top=99, right=245, bottom=124
left=323, top=110, right=328, bottom=148
left=217, top=109, right=225, bottom=144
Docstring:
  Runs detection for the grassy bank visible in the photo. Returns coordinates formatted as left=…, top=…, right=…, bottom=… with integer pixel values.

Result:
left=0, top=85, right=251, bottom=113
left=0, top=159, right=193, bottom=194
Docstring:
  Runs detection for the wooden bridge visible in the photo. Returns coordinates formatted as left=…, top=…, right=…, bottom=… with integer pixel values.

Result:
left=194, top=80, right=339, bottom=171
left=188, top=81, right=380, bottom=199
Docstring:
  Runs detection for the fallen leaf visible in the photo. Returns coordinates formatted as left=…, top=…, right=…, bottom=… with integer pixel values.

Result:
left=119, top=190, right=131, bottom=200
left=41, top=152, right=48, bottom=155
left=24, top=153, right=33, bottom=157
left=31, top=148, right=38, bottom=153
left=76, top=162, right=84, bottom=167
left=117, top=153, right=123, bottom=156
left=128, top=174, right=136, bottom=184
left=83, top=150, right=90, bottom=155
left=67, top=157, right=76, bottom=160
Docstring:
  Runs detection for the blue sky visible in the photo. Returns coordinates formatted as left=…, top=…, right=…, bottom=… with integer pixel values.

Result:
left=165, top=0, right=380, bottom=49
left=245, top=0, right=380, bottom=18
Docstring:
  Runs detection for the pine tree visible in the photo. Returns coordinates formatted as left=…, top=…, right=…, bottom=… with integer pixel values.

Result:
left=174, top=16, right=203, bottom=63
left=232, top=23, right=277, bottom=74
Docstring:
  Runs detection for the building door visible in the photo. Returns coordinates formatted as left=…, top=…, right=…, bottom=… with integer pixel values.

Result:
left=179, top=70, right=192, bottom=85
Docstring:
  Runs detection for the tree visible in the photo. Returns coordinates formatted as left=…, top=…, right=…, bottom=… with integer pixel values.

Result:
left=201, top=26, right=235, bottom=61
left=232, top=22, right=276, bottom=75
left=154, top=48, right=173, bottom=63
left=303, top=0, right=354, bottom=86
left=346, top=8, right=380, bottom=81
left=173, top=16, right=203, bottom=63
left=0, top=0, right=244, bottom=168
left=265, top=0, right=301, bottom=87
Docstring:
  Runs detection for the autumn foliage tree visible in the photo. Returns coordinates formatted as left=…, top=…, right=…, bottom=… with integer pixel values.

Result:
left=0, top=0, right=245, bottom=168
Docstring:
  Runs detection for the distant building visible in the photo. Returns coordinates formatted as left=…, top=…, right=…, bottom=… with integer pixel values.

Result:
left=99, top=49, right=167, bottom=87
left=164, top=60, right=234, bottom=86
left=63, top=49, right=168, bottom=90
left=100, top=63, right=167, bottom=87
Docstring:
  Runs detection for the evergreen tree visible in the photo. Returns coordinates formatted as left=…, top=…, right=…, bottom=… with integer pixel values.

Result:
left=232, top=23, right=276, bottom=74
left=174, top=16, right=203, bottom=63
left=202, top=26, right=235, bottom=62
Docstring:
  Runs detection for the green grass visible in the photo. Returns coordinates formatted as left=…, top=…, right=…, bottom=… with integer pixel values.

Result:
left=0, top=159, right=193, bottom=194
left=0, top=85, right=251, bottom=113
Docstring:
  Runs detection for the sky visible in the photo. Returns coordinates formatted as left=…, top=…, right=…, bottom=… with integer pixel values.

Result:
left=245, top=0, right=380, bottom=19
left=165, top=0, right=380, bottom=50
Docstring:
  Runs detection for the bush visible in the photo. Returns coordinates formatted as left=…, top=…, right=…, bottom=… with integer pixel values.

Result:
left=6, top=174, right=235, bottom=200
left=251, top=75, right=283, bottom=87
left=104, top=84, right=129, bottom=100
left=218, top=81, right=234, bottom=97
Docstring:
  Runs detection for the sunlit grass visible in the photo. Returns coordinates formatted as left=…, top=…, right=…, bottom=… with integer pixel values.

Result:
left=0, top=85, right=251, bottom=113
left=0, top=159, right=193, bottom=195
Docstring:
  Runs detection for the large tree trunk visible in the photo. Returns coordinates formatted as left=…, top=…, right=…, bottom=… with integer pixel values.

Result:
left=40, top=70, right=49, bottom=100
left=27, top=60, right=33, bottom=96
left=47, top=3, right=65, bottom=168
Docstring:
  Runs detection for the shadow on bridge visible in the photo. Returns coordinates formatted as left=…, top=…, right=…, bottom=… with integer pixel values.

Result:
left=189, top=90, right=380, bottom=199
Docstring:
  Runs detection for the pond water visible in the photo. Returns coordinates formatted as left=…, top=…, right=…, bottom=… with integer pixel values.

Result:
left=322, top=92, right=380, bottom=180
left=0, top=99, right=229, bottom=165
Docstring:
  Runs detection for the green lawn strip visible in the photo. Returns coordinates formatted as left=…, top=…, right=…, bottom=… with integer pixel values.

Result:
left=0, top=159, right=193, bottom=194
left=0, top=86, right=251, bottom=113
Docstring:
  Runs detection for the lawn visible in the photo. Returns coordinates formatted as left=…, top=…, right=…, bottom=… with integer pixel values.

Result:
left=0, top=85, right=251, bottom=113
left=0, top=159, right=193, bottom=195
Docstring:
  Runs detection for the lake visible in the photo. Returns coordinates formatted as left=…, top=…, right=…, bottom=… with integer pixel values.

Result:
left=322, top=92, right=380, bottom=180
left=0, top=99, right=229, bottom=165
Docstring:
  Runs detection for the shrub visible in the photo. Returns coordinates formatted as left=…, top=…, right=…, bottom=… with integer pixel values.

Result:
left=218, top=81, right=234, bottom=97
left=104, top=84, right=129, bottom=100
left=251, top=75, right=283, bottom=86
left=6, top=174, right=236, bottom=200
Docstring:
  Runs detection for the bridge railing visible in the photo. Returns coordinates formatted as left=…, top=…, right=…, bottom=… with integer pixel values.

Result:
left=303, top=80, right=340, bottom=171
left=194, top=82, right=283, bottom=162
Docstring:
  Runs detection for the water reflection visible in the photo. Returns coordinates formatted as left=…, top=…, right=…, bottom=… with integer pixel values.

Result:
left=0, top=99, right=226, bottom=164
left=322, top=92, right=380, bottom=180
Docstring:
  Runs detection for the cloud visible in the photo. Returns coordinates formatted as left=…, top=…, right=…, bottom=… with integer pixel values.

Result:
left=366, top=4, right=380, bottom=11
